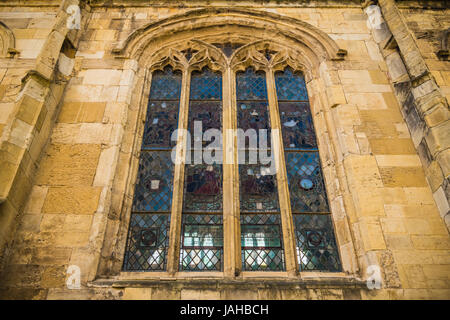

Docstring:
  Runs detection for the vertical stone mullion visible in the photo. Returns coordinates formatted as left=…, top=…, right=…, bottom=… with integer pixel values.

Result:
left=223, top=67, right=241, bottom=277
left=167, top=68, right=191, bottom=275
left=266, top=67, right=298, bottom=276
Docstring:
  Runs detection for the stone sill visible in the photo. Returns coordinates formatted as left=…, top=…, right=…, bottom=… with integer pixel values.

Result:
left=88, top=272, right=366, bottom=290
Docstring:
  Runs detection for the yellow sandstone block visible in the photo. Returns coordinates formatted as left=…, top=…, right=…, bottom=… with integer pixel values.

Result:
left=369, top=138, right=416, bottom=155
left=379, top=167, right=427, bottom=187
left=42, top=186, right=102, bottom=215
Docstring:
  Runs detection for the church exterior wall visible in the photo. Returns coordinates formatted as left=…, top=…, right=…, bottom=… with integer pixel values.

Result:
left=0, top=0, right=448, bottom=300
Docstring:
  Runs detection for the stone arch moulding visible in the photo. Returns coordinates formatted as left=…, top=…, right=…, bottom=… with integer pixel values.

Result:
left=112, top=7, right=347, bottom=63
left=0, top=21, right=17, bottom=58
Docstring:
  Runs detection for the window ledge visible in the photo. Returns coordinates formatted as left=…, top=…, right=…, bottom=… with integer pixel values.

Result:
left=88, top=273, right=366, bottom=290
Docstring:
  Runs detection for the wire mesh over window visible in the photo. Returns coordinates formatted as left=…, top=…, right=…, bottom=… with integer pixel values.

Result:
left=275, top=67, right=341, bottom=272
left=293, top=214, right=341, bottom=271
left=180, top=214, right=223, bottom=271
left=241, top=214, right=285, bottom=271
left=123, top=66, right=182, bottom=271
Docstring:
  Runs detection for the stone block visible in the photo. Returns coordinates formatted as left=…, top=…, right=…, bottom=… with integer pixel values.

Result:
left=35, top=144, right=101, bottom=186
left=368, top=138, right=416, bottom=154
left=42, top=186, right=102, bottom=215
left=379, top=167, right=427, bottom=187
left=123, top=288, right=152, bottom=300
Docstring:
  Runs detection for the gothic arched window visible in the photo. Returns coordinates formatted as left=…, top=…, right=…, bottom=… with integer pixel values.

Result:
left=122, top=42, right=341, bottom=275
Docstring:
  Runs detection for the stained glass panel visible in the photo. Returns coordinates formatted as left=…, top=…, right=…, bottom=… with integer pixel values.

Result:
left=236, top=68, right=268, bottom=101
left=293, top=214, right=341, bottom=272
left=279, top=102, right=317, bottom=150
left=275, top=68, right=308, bottom=101
left=275, top=67, right=341, bottom=272
left=237, top=101, right=271, bottom=150
left=188, top=101, right=222, bottom=136
left=149, top=67, right=182, bottom=100
left=180, top=214, right=223, bottom=271
left=239, top=164, right=279, bottom=212
left=241, top=214, right=285, bottom=271
left=123, top=67, right=181, bottom=272
left=285, top=152, right=329, bottom=213
left=143, top=67, right=182, bottom=149
left=142, top=100, right=180, bottom=149
left=190, top=68, right=222, bottom=100
left=183, top=162, right=223, bottom=212
left=132, top=152, right=174, bottom=212
left=123, top=213, right=170, bottom=271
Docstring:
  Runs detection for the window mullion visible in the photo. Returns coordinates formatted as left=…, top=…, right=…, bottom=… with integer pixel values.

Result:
left=222, top=67, right=241, bottom=277
left=167, top=68, right=191, bottom=274
left=265, top=67, right=299, bottom=276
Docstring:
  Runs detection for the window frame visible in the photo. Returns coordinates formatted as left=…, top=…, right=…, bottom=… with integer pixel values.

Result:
left=117, top=40, right=347, bottom=280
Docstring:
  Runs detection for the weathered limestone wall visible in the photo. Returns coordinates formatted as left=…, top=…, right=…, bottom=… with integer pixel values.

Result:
left=0, top=0, right=448, bottom=300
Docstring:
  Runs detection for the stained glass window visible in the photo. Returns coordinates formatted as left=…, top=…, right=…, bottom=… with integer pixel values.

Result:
left=181, top=67, right=223, bottom=271
left=123, top=213, right=170, bottom=271
left=183, top=68, right=223, bottom=212
left=241, top=214, right=285, bottom=271
left=275, top=67, right=341, bottom=272
left=236, top=68, right=284, bottom=271
left=293, top=214, right=341, bottom=271
left=143, top=67, right=182, bottom=150
left=123, top=66, right=182, bottom=271
left=180, top=214, right=223, bottom=271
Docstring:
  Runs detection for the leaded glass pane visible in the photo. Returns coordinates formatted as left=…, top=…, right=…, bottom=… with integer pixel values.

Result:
left=239, top=164, right=279, bottom=212
left=123, top=213, right=170, bottom=271
left=275, top=67, right=308, bottom=101
left=142, top=100, right=180, bottom=149
left=123, top=67, right=181, bottom=272
left=190, top=68, right=222, bottom=100
left=149, top=67, right=182, bottom=100
left=275, top=67, right=341, bottom=272
left=237, top=101, right=271, bottom=149
left=279, top=102, right=317, bottom=150
left=183, top=162, right=223, bottom=212
left=143, top=67, right=182, bottom=149
left=293, top=214, right=341, bottom=272
left=132, top=152, right=174, bottom=212
left=236, top=68, right=268, bottom=101
left=241, top=214, right=285, bottom=271
left=180, top=214, right=223, bottom=271
left=188, top=101, right=222, bottom=137
left=285, top=152, right=329, bottom=213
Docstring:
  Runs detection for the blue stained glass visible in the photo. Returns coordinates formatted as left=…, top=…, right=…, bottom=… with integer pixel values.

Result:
left=123, top=213, right=170, bottom=271
left=279, top=102, right=317, bottom=150
left=190, top=68, right=222, bottom=100
left=188, top=101, right=222, bottom=136
left=239, top=164, right=280, bottom=212
left=142, top=100, right=179, bottom=149
left=285, top=152, right=329, bottom=213
left=293, top=214, right=341, bottom=272
left=183, top=162, right=223, bottom=212
left=149, top=67, right=182, bottom=100
left=132, top=151, right=174, bottom=212
left=236, top=68, right=268, bottom=100
left=237, top=101, right=271, bottom=149
left=275, top=68, right=308, bottom=101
